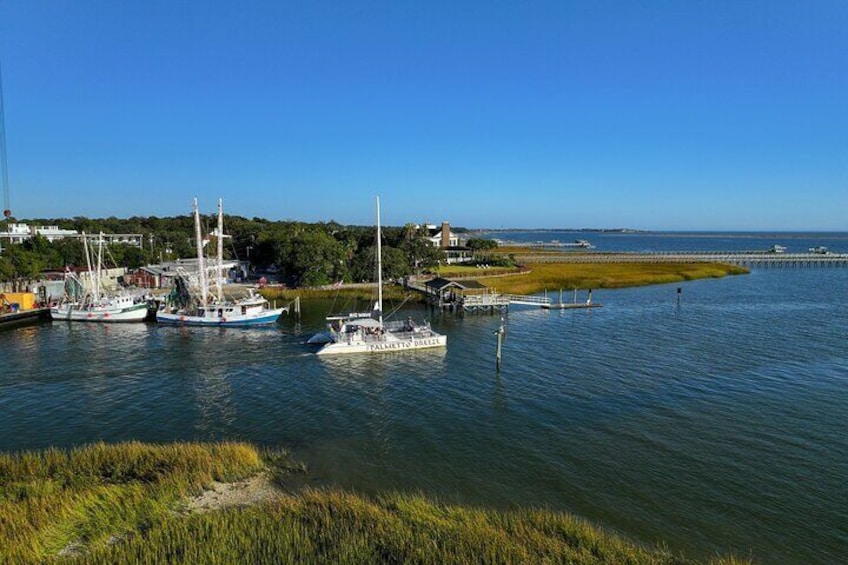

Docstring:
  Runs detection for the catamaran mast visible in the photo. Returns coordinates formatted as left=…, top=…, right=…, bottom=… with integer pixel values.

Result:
left=376, top=196, right=383, bottom=326
left=193, top=198, right=208, bottom=308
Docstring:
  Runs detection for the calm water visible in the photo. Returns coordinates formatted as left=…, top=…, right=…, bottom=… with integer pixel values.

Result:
left=2, top=233, right=847, bottom=564
left=484, top=229, right=848, bottom=254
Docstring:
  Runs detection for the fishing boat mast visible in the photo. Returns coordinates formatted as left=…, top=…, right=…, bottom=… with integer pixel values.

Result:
left=82, top=231, right=94, bottom=302
left=95, top=233, right=104, bottom=302
left=216, top=198, right=224, bottom=303
left=193, top=198, right=208, bottom=308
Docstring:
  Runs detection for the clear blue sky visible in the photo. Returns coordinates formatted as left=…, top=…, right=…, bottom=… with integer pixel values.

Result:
left=1, top=0, right=846, bottom=230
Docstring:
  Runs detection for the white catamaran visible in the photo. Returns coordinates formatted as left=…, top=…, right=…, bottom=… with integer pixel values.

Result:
left=315, top=197, right=447, bottom=355
left=50, top=233, right=149, bottom=323
left=156, top=198, right=286, bottom=327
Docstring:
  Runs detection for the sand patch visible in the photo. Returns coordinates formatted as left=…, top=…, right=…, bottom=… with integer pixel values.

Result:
left=186, top=471, right=286, bottom=512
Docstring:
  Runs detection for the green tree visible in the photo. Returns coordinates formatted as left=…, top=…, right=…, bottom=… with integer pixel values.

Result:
left=400, top=235, right=444, bottom=274
left=52, top=238, right=86, bottom=268
left=285, top=228, right=347, bottom=287
left=466, top=238, right=498, bottom=250
left=0, top=254, right=15, bottom=281
left=2, top=243, right=45, bottom=279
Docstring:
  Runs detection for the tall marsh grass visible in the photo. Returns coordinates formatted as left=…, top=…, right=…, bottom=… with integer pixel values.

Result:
left=260, top=285, right=411, bottom=303
left=484, top=262, right=747, bottom=295
left=1, top=442, right=753, bottom=564
left=0, top=441, right=262, bottom=564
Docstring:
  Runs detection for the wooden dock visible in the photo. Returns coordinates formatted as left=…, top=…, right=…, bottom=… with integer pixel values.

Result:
left=407, top=278, right=605, bottom=314
left=0, top=307, right=51, bottom=327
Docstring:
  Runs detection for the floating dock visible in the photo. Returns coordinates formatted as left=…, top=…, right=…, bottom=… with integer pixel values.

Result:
left=541, top=302, right=602, bottom=310
left=539, top=289, right=601, bottom=310
left=0, top=307, right=51, bottom=327
left=406, top=278, right=603, bottom=314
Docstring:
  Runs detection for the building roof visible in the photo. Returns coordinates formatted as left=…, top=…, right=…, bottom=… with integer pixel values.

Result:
left=424, top=277, right=487, bottom=291
left=424, top=277, right=457, bottom=291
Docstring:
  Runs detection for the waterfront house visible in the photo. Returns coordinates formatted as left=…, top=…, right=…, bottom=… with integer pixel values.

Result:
left=418, top=221, right=473, bottom=264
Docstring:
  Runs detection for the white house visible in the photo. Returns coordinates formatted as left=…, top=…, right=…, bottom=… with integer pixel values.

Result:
left=422, top=221, right=459, bottom=248
left=417, top=221, right=472, bottom=264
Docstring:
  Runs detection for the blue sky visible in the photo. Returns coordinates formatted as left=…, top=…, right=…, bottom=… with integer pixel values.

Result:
left=1, top=1, right=846, bottom=230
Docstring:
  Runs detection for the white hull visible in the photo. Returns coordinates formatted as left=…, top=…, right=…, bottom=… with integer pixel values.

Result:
left=314, top=198, right=447, bottom=356
left=156, top=307, right=285, bottom=326
left=50, top=303, right=148, bottom=323
left=158, top=198, right=285, bottom=328
left=316, top=331, right=446, bottom=355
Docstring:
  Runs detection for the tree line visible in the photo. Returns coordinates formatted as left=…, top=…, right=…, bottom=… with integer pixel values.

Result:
left=0, top=216, right=502, bottom=286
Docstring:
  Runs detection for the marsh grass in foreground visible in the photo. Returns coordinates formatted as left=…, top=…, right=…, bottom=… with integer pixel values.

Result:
left=483, top=262, right=747, bottom=295
left=0, top=442, right=754, bottom=564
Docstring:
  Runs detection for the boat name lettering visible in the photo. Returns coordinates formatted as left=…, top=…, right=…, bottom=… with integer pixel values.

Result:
left=366, top=338, right=441, bottom=351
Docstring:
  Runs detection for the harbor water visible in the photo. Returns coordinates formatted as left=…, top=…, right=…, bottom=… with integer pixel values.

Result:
left=1, top=232, right=847, bottom=564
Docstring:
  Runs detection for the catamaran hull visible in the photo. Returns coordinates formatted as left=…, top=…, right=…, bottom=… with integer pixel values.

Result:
left=50, top=304, right=149, bottom=323
left=316, top=334, right=447, bottom=355
left=156, top=308, right=285, bottom=327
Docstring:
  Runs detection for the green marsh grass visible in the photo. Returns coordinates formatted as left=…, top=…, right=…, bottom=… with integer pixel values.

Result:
left=483, top=262, right=747, bottom=295
left=434, top=265, right=523, bottom=278
left=260, top=285, right=411, bottom=303
left=1, top=442, right=753, bottom=564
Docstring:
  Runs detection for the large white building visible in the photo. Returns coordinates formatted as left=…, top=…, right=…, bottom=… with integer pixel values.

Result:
left=0, top=223, right=143, bottom=252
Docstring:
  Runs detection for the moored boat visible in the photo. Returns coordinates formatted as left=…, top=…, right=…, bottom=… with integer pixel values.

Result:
left=49, top=234, right=149, bottom=323
left=50, top=294, right=149, bottom=322
left=315, top=197, right=447, bottom=355
left=156, top=198, right=286, bottom=327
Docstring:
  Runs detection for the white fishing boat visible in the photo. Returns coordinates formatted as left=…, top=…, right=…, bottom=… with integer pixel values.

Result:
left=51, top=292, right=149, bottom=322
left=315, top=197, right=447, bottom=355
left=50, top=233, right=149, bottom=323
left=156, top=198, right=286, bottom=327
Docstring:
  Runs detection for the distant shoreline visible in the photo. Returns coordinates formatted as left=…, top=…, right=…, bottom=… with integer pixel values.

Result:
left=469, top=227, right=645, bottom=234
left=471, top=228, right=848, bottom=236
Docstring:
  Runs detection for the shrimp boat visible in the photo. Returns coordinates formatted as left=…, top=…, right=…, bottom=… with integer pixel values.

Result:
left=156, top=198, right=286, bottom=326
left=315, top=197, right=447, bottom=355
left=50, top=233, right=149, bottom=323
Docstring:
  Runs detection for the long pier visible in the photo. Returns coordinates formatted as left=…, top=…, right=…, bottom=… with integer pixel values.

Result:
left=508, top=252, right=848, bottom=268
left=456, top=293, right=553, bottom=312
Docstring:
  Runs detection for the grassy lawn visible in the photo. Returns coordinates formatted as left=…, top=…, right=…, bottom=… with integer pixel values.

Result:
left=0, top=442, right=752, bottom=564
